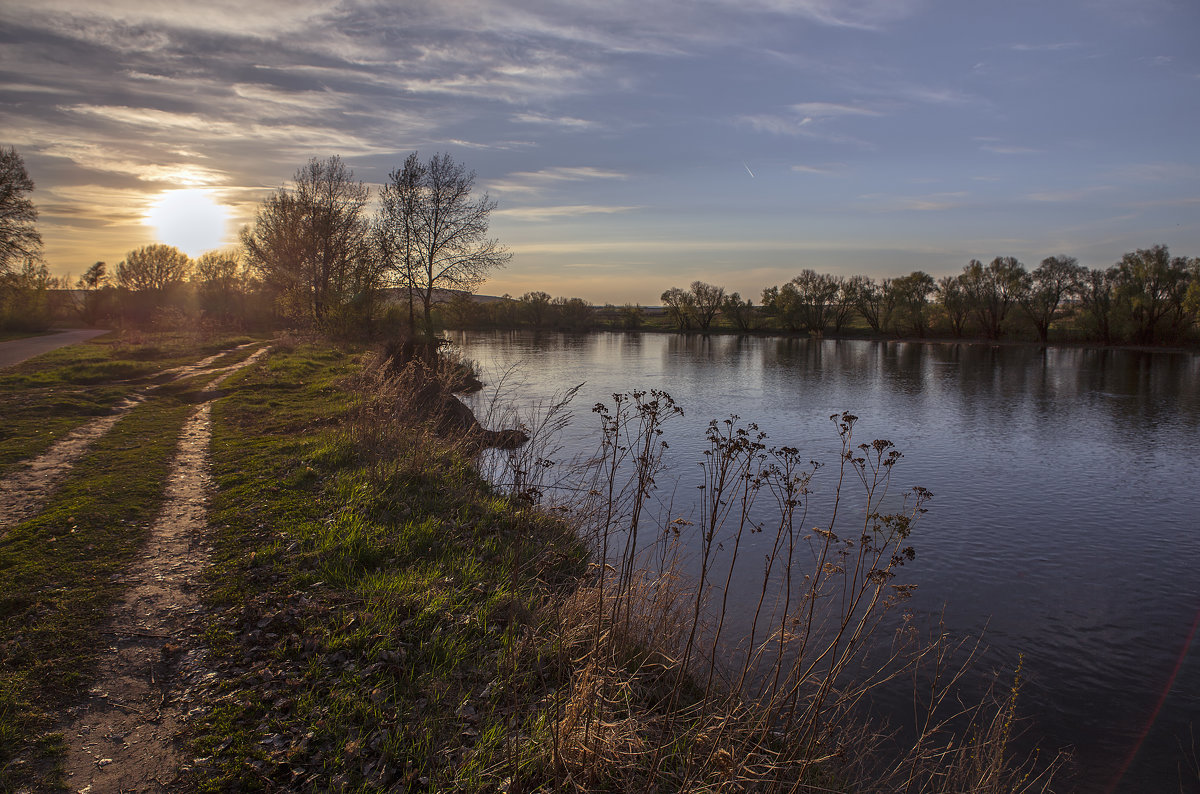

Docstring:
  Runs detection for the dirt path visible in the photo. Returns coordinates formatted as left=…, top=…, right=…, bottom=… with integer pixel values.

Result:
left=0, top=343, right=260, bottom=532
left=0, top=329, right=110, bottom=369
left=58, top=346, right=269, bottom=793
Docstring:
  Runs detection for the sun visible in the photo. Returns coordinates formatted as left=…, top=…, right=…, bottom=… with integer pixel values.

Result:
left=145, top=188, right=230, bottom=256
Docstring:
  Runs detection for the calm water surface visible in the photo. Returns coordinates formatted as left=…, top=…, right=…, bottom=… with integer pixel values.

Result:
left=451, top=330, right=1200, bottom=793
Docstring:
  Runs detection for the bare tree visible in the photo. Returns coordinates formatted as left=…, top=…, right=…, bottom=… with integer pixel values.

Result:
left=375, top=152, right=426, bottom=333
left=936, top=273, right=970, bottom=337
left=1078, top=267, right=1119, bottom=345
left=0, top=147, right=42, bottom=276
left=689, top=280, right=725, bottom=329
left=661, top=286, right=696, bottom=330
left=243, top=155, right=374, bottom=325
left=849, top=275, right=897, bottom=335
left=117, top=244, right=192, bottom=292
left=383, top=152, right=510, bottom=339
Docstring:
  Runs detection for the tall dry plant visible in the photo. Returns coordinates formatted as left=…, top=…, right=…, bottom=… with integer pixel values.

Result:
left=521, top=398, right=1061, bottom=792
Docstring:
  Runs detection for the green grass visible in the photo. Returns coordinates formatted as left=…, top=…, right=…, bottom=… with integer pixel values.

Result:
left=0, top=389, right=197, bottom=790
left=0, top=331, right=263, bottom=477
left=182, top=344, right=585, bottom=791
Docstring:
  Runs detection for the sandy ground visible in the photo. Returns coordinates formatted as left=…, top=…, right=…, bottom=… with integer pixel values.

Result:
left=0, top=329, right=110, bottom=369
left=48, top=346, right=269, bottom=793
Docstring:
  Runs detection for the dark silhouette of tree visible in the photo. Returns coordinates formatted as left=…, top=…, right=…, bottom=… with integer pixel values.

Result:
left=0, top=147, right=42, bottom=276
left=937, top=273, right=970, bottom=337
left=1114, top=245, right=1190, bottom=345
left=849, top=275, right=896, bottom=335
left=721, top=292, right=756, bottom=331
left=519, top=291, right=554, bottom=328
left=375, top=152, right=426, bottom=333
left=117, top=244, right=191, bottom=292
left=242, top=155, right=374, bottom=325
left=661, top=286, right=695, bottom=330
left=829, top=276, right=855, bottom=334
left=1021, top=255, right=1085, bottom=343
left=689, top=281, right=725, bottom=329
left=1077, top=267, right=1119, bottom=345
left=395, top=152, right=510, bottom=339
left=892, top=271, right=936, bottom=337
left=194, top=248, right=247, bottom=325
left=74, top=261, right=112, bottom=326
left=962, top=256, right=1027, bottom=339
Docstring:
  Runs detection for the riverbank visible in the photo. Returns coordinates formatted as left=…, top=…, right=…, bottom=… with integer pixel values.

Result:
left=177, top=340, right=1061, bottom=791
left=0, top=333, right=1064, bottom=791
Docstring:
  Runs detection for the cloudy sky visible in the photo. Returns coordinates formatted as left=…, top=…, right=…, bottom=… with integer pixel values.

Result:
left=3, top=0, right=1198, bottom=304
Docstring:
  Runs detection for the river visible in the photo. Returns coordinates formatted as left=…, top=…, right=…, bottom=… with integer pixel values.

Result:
left=450, top=329, right=1200, bottom=793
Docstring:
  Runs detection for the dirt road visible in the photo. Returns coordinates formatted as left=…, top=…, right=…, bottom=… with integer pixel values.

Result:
left=59, top=346, right=271, bottom=792
left=0, top=328, right=110, bottom=369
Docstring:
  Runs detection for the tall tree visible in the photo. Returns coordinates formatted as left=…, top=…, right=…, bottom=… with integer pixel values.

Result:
left=74, top=261, right=112, bottom=326
left=721, top=292, right=756, bottom=332
left=936, top=273, right=970, bottom=337
left=661, top=286, right=695, bottom=330
left=689, top=281, right=725, bottom=329
left=1114, top=245, right=1190, bottom=345
left=375, top=152, right=426, bottom=333
left=242, top=155, right=373, bottom=325
left=0, top=147, right=42, bottom=276
left=401, top=152, right=510, bottom=339
left=117, top=244, right=191, bottom=292
left=891, top=271, right=936, bottom=337
left=1021, top=255, right=1085, bottom=344
left=1077, top=267, right=1119, bottom=345
left=519, top=291, right=553, bottom=328
left=849, top=275, right=897, bottom=335
left=961, top=256, right=1027, bottom=339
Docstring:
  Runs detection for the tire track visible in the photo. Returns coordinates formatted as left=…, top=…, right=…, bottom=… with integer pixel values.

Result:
left=59, top=345, right=269, bottom=793
left=0, top=343, right=261, bottom=531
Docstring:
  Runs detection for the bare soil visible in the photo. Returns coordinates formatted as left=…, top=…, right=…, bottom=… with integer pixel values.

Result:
left=57, top=346, right=269, bottom=793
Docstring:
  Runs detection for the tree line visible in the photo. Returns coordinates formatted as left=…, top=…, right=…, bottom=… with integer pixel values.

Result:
left=655, top=252, right=1200, bottom=346
left=1, top=149, right=507, bottom=338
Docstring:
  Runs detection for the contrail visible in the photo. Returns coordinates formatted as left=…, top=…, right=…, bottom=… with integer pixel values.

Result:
left=742, top=161, right=755, bottom=178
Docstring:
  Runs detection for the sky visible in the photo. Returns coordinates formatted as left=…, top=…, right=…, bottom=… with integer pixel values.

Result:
left=2, top=0, right=1198, bottom=305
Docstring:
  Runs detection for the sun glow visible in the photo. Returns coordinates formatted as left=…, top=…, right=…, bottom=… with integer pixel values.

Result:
left=145, top=188, right=230, bottom=256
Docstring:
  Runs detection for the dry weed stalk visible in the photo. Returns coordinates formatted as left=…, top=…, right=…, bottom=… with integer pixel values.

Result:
left=529, top=398, right=1061, bottom=792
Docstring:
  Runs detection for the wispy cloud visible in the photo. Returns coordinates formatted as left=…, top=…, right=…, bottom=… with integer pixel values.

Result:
left=980, top=144, right=1044, bottom=155
left=1026, top=186, right=1115, bottom=202
left=738, top=112, right=874, bottom=146
left=496, top=204, right=640, bottom=221
left=789, top=102, right=882, bottom=117
left=856, top=191, right=969, bottom=212
left=1010, top=41, right=1083, bottom=51
left=490, top=166, right=628, bottom=195
left=791, top=162, right=848, bottom=175
left=512, top=112, right=599, bottom=130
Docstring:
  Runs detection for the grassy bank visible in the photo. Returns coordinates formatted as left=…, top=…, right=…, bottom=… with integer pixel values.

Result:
left=183, top=342, right=585, bottom=790
left=183, top=341, right=1060, bottom=792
